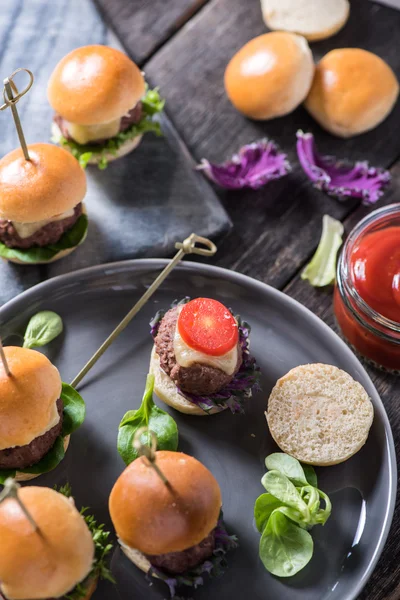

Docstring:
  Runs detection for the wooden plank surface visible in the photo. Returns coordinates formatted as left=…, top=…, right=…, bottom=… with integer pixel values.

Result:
left=95, top=0, right=210, bottom=65
left=144, top=0, right=400, bottom=289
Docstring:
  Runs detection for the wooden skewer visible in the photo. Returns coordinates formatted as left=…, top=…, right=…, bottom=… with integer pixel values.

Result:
left=0, top=338, right=11, bottom=377
left=133, top=427, right=170, bottom=487
left=70, top=233, right=217, bottom=389
left=0, top=68, right=34, bottom=161
left=0, top=478, right=40, bottom=533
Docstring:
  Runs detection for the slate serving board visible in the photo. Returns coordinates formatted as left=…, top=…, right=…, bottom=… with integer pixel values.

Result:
left=0, top=0, right=231, bottom=304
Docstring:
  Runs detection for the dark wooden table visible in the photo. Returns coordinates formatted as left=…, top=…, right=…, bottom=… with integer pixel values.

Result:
left=71, top=0, right=400, bottom=597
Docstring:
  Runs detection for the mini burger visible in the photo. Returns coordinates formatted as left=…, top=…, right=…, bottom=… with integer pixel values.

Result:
left=48, top=45, right=164, bottom=168
left=149, top=297, right=260, bottom=415
left=0, top=143, right=87, bottom=264
left=0, top=485, right=112, bottom=600
left=0, top=347, right=85, bottom=482
left=109, top=450, right=237, bottom=596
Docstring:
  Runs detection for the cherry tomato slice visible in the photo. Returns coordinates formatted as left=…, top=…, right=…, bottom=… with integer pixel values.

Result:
left=177, top=298, right=238, bottom=356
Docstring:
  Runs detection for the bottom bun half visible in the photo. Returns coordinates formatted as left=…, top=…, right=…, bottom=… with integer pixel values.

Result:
left=149, top=347, right=225, bottom=416
left=4, top=204, right=87, bottom=266
left=120, top=540, right=154, bottom=576
left=52, top=122, right=142, bottom=164
left=14, top=435, right=70, bottom=482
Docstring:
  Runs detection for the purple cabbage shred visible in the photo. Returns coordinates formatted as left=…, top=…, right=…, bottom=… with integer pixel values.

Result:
left=150, top=299, right=261, bottom=415
left=197, top=139, right=291, bottom=190
left=296, top=130, right=390, bottom=205
left=148, top=517, right=238, bottom=599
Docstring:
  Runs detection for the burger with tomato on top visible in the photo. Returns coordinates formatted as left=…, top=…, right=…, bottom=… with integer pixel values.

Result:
left=149, top=297, right=260, bottom=415
left=109, top=450, right=237, bottom=597
left=0, top=484, right=113, bottom=600
left=48, top=45, right=164, bottom=169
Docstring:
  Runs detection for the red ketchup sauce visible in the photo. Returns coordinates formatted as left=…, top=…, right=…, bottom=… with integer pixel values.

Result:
left=335, top=214, right=400, bottom=371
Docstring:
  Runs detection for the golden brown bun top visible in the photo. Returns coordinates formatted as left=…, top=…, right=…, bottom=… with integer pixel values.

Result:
left=48, top=45, right=145, bottom=125
left=109, top=451, right=222, bottom=555
left=0, top=143, right=87, bottom=223
left=305, top=48, right=399, bottom=132
left=0, top=347, right=62, bottom=450
left=224, top=31, right=313, bottom=119
left=0, top=487, right=95, bottom=600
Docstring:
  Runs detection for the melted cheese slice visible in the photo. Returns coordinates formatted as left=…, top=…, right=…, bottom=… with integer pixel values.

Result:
left=6, top=400, right=60, bottom=450
left=12, top=208, right=75, bottom=239
left=173, top=309, right=238, bottom=375
left=66, top=118, right=121, bottom=144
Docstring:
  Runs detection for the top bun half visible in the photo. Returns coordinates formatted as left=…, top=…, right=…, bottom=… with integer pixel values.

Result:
left=0, top=143, right=87, bottom=223
left=109, top=451, right=222, bottom=555
left=0, top=487, right=94, bottom=600
left=0, top=346, right=62, bottom=450
left=48, top=45, right=145, bottom=125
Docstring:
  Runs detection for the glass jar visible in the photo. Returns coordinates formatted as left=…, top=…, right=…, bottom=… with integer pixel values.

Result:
left=334, top=203, right=400, bottom=372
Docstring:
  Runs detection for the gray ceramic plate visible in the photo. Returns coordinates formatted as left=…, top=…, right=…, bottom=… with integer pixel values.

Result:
left=0, top=260, right=396, bottom=600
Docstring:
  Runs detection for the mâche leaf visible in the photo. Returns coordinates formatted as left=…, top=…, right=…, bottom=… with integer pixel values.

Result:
left=261, top=471, right=309, bottom=518
left=118, top=374, right=179, bottom=465
left=254, top=493, right=284, bottom=533
left=0, top=214, right=88, bottom=264
left=303, top=464, right=318, bottom=488
left=265, top=453, right=308, bottom=487
left=23, top=311, right=63, bottom=349
left=301, top=215, right=344, bottom=287
left=259, top=510, right=314, bottom=577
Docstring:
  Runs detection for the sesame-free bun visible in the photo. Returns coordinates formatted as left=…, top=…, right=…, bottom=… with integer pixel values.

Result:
left=0, top=143, right=86, bottom=223
left=14, top=436, right=70, bottom=482
left=48, top=45, right=145, bottom=125
left=0, top=487, right=94, bottom=600
left=109, top=450, right=222, bottom=555
left=2, top=203, right=88, bottom=266
left=224, top=32, right=314, bottom=120
left=149, top=347, right=223, bottom=416
left=51, top=122, right=143, bottom=164
left=261, top=0, right=350, bottom=42
left=266, top=363, right=374, bottom=466
left=305, top=48, right=399, bottom=137
left=0, top=347, right=62, bottom=450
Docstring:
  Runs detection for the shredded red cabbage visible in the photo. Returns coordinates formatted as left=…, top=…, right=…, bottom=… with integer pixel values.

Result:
left=197, top=139, right=291, bottom=190
left=148, top=517, right=238, bottom=599
left=150, top=299, right=261, bottom=414
left=296, top=130, right=390, bottom=205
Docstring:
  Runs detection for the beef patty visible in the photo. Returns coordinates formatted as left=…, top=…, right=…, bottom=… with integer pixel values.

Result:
left=154, top=307, right=242, bottom=395
left=0, top=398, right=63, bottom=470
left=54, top=101, right=143, bottom=145
left=0, top=203, right=82, bottom=250
left=146, top=529, right=215, bottom=575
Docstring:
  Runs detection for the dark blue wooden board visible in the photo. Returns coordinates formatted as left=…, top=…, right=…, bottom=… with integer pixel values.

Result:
left=0, top=0, right=231, bottom=302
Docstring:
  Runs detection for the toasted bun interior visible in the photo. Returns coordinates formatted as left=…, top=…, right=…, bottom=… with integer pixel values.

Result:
left=0, top=347, right=62, bottom=450
left=0, top=143, right=86, bottom=223
left=109, top=450, right=222, bottom=555
left=0, top=487, right=94, bottom=600
left=149, top=347, right=223, bottom=416
left=48, top=45, right=145, bottom=125
left=305, top=48, right=399, bottom=137
left=261, top=0, right=350, bottom=41
left=224, top=32, right=314, bottom=120
left=266, top=363, right=374, bottom=466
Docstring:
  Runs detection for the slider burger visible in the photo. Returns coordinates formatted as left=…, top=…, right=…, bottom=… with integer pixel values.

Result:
left=0, top=347, right=85, bottom=482
left=0, top=143, right=87, bottom=264
left=109, top=450, right=237, bottom=597
left=149, top=297, right=260, bottom=415
left=0, top=485, right=112, bottom=600
left=48, top=45, right=164, bottom=168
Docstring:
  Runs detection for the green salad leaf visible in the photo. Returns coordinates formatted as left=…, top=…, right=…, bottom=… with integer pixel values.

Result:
left=301, top=215, right=344, bottom=287
left=254, top=452, right=332, bottom=578
left=58, top=86, right=165, bottom=170
left=23, top=311, right=63, bottom=349
left=118, top=374, right=178, bottom=465
left=0, top=384, right=85, bottom=484
left=259, top=510, right=314, bottom=577
left=0, top=214, right=88, bottom=264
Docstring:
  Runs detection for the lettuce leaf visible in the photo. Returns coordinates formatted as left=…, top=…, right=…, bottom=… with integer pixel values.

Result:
left=150, top=299, right=261, bottom=414
left=59, top=86, right=164, bottom=170
left=0, top=384, right=85, bottom=484
left=0, top=214, right=88, bottom=264
left=301, top=215, right=344, bottom=287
